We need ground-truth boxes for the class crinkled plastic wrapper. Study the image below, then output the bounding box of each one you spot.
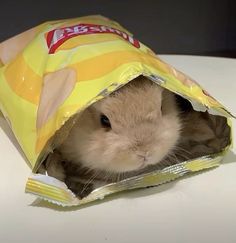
[0,15,234,207]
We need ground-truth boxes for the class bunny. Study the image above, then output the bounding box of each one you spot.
[43,76,182,197]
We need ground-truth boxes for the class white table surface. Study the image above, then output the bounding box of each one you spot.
[1,55,236,243]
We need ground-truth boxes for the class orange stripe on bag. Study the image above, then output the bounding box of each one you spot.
[4,54,42,104]
[70,50,169,82]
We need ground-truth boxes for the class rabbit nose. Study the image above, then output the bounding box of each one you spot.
[136,152,148,162]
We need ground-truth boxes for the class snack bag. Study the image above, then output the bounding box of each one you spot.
[0,15,233,206]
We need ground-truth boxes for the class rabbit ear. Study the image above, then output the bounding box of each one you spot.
[36,67,76,129]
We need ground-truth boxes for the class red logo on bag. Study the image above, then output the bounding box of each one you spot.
[46,23,140,54]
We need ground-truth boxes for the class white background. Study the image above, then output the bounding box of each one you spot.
[1,55,236,243]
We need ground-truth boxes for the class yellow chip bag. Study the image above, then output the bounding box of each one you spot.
[0,15,233,206]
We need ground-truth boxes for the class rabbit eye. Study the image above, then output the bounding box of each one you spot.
[100,114,111,128]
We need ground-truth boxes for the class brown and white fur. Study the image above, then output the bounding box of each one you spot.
[43,76,181,197]
[42,76,232,197]
[43,76,230,198]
